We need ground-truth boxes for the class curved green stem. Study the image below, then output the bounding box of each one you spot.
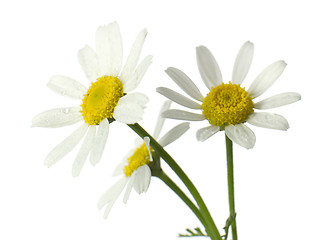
[128,123,221,240]
[154,170,208,232]
[225,135,237,240]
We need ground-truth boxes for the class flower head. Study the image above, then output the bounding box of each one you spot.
[32,22,152,176]
[98,101,189,218]
[157,42,301,149]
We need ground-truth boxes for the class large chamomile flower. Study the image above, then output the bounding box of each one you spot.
[157,41,301,149]
[32,22,152,176]
[98,101,189,218]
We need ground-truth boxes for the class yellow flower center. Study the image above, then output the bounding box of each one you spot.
[124,143,152,177]
[201,82,254,127]
[81,76,124,125]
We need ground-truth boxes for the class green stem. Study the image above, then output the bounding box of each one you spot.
[128,123,221,240]
[225,135,237,240]
[154,170,208,233]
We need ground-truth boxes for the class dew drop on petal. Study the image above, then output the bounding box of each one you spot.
[60,108,70,114]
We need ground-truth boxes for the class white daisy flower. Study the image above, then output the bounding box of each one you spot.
[32,22,152,176]
[157,41,301,149]
[98,101,190,219]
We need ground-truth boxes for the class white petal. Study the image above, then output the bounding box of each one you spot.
[123,174,135,204]
[156,87,202,109]
[44,123,88,167]
[225,124,256,149]
[102,200,116,219]
[120,29,147,84]
[143,136,153,162]
[89,118,109,166]
[196,125,220,142]
[32,107,82,128]
[196,45,223,89]
[98,177,128,219]
[232,41,254,85]
[113,93,148,124]
[158,122,190,147]
[47,75,87,99]
[248,60,287,98]
[97,177,127,209]
[112,158,128,177]
[72,125,96,177]
[152,101,172,139]
[161,109,206,121]
[254,92,301,110]
[78,45,100,82]
[165,67,204,101]
[247,112,289,130]
[123,55,153,92]
[133,165,151,194]
[95,22,123,77]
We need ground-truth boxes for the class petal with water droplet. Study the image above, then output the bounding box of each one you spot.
[47,75,87,99]
[225,124,255,149]
[32,107,82,128]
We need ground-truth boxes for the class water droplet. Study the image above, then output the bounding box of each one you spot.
[62,108,70,114]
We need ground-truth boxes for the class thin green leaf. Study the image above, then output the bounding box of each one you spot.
[194,227,204,235]
[178,227,208,237]
[186,228,195,235]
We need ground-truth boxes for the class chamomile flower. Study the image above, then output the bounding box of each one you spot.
[157,41,301,149]
[32,22,152,176]
[98,101,189,218]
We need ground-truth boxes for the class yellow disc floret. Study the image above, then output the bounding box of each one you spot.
[202,82,254,127]
[124,143,152,177]
[81,76,124,125]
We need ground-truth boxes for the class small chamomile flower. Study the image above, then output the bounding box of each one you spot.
[98,101,189,218]
[32,22,152,176]
[157,41,301,149]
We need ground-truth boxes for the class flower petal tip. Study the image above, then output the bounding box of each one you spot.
[196,45,205,50]
[164,67,172,73]
[246,145,255,150]
[243,139,256,150]
[195,134,204,142]
[138,28,148,40]
[90,161,98,167]
[297,93,302,101]
[279,60,287,67]
[245,41,254,48]
[141,28,148,35]
[283,124,290,131]
[43,160,52,168]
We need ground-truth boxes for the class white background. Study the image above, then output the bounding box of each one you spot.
[1,0,317,240]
